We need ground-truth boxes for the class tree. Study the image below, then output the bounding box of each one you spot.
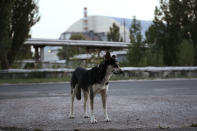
[147,0,182,66]
[57,34,86,60]
[177,40,194,66]
[146,0,197,66]
[180,0,197,65]
[0,0,13,69]
[107,23,122,42]
[144,45,164,66]
[0,0,40,69]
[127,17,145,66]
[15,46,33,60]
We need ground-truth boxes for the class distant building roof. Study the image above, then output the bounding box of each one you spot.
[60,15,152,42]
[110,17,152,37]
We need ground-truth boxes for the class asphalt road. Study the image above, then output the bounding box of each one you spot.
[0,79,197,130]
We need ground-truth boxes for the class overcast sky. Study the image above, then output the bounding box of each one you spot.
[31,0,159,39]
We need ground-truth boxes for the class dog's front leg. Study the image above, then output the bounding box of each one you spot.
[89,89,97,123]
[101,89,111,122]
[83,90,89,118]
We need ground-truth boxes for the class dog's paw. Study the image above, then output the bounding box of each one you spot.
[90,117,97,124]
[83,114,89,118]
[69,114,75,119]
[104,117,111,122]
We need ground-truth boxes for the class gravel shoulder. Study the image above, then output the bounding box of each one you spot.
[0,80,197,130]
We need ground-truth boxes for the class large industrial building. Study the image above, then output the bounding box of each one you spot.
[59,8,152,42]
[44,8,152,62]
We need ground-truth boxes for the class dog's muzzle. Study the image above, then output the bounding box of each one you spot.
[113,67,124,74]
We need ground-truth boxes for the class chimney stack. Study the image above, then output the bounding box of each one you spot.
[83,7,88,32]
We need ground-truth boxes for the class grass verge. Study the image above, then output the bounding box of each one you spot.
[0,75,149,85]
[0,77,71,85]
[0,75,196,85]
[190,123,197,127]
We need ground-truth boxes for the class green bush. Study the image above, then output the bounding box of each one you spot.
[177,40,194,66]
[127,43,146,67]
[24,63,35,69]
[124,44,163,67]
[145,47,164,66]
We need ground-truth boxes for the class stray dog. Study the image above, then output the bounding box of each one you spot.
[69,52,123,123]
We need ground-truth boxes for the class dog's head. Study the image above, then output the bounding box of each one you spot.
[104,52,123,74]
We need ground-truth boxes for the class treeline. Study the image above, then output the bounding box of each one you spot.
[121,0,197,66]
[0,0,40,69]
[1,0,196,69]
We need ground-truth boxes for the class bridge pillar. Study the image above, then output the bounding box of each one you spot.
[40,46,44,62]
[34,46,39,62]
[33,45,45,62]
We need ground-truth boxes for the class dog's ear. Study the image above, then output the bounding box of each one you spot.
[104,51,111,60]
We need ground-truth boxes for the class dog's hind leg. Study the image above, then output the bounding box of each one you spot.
[69,85,77,119]
[83,90,89,118]
[101,89,111,122]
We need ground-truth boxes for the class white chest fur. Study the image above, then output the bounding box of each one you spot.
[92,83,109,94]
[92,68,112,94]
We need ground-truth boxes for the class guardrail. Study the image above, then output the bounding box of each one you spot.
[1,67,197,79]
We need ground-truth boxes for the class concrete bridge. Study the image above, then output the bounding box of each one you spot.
[24,38,130,62]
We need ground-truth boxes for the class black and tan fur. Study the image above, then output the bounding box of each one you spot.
[69,52,122,123]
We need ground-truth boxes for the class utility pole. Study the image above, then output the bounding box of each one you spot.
[123,19,126,42]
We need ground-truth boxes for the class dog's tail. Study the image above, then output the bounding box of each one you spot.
[71,71,81,100]
[76,86,81,100]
